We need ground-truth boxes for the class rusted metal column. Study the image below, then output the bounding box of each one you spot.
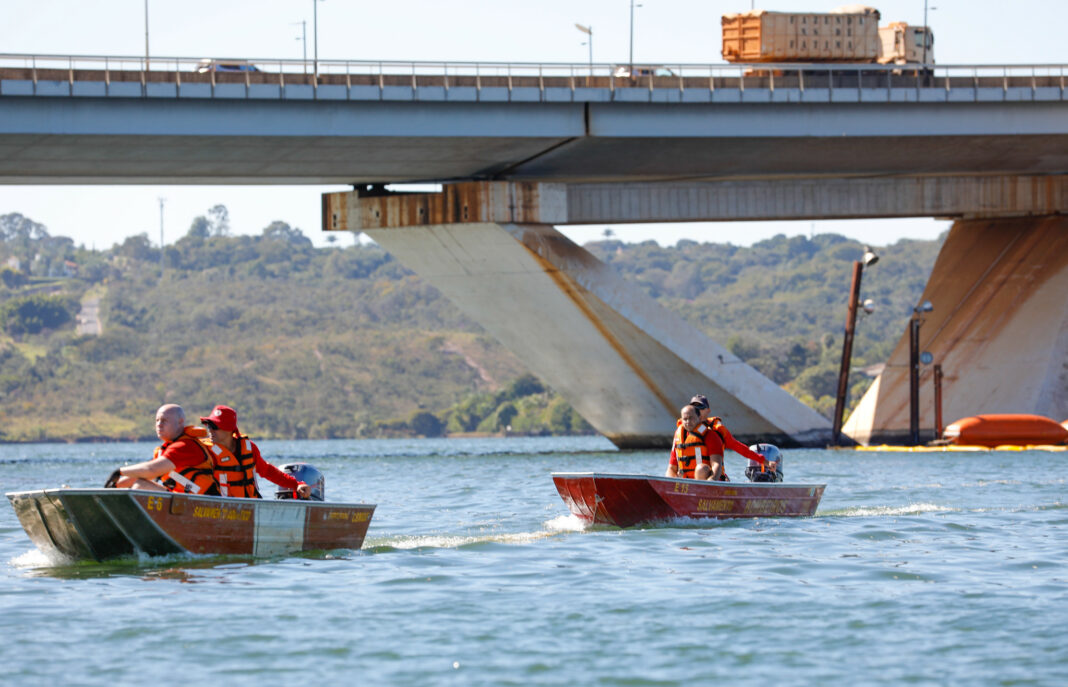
[832,260,863,446]
[909,316,921,445]
[933,363,944,438]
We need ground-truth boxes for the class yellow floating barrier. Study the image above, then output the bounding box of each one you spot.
[851,444,1066,452]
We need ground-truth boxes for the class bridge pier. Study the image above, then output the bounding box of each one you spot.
[844,215,1068,444]
[324,182,830,448]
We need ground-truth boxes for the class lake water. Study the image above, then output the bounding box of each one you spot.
[1,437,1065,685]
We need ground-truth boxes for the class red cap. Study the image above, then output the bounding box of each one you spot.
[200,405,239,433]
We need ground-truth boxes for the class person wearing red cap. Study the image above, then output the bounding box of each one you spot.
[199,405,311,499]
[669,395,767,481]
[107,404,219,495]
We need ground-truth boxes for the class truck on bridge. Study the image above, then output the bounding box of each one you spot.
[722,6,933,65]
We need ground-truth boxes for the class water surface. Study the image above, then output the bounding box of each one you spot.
[2,438,1065,685]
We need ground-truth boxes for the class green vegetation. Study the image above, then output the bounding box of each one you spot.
[0,209,942,442]
[585,235,941,420]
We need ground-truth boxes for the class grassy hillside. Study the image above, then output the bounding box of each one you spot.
[0,211,942,441]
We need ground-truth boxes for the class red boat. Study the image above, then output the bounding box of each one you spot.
[7,488,375,562]
[552,473,825,528]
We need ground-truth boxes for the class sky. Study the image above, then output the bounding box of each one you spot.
[1,0,1065,250]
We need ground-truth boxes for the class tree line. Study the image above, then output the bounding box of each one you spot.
[0,210,941,442]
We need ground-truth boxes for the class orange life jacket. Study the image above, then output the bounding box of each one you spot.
[155,429,219,495]
[672,425,711,479]
[206,435,262,498]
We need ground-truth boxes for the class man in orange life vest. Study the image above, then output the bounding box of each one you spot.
[668,395,768,481]
[107,403,219,495]
[199,405,311,499]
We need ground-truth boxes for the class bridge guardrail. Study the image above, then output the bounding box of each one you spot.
[1,54,1064,103]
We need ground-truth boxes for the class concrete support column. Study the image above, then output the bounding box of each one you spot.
[844,215,1068,445]
[325,182,831,448]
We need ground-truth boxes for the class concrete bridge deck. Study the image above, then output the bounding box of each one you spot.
[2,55,1066,185]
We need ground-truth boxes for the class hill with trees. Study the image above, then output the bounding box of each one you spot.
[0,209,942,442]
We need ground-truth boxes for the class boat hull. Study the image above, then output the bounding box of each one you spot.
[552,473,825,528]
[7,488,375,562]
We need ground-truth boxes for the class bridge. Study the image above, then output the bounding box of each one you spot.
[3,54,1067,446]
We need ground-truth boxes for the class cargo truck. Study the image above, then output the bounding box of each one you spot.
[721,6,933,65]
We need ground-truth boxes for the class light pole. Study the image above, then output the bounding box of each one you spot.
[909,300,934,444]
[922,2,936,67]
[158,197,166,268]
[575,24,593,79]
[294,20,308,74]
[629,0,642,76]
[313,0,325,82]
[144,0,150,69]
[832,246,878,445]
[933,363,944,438]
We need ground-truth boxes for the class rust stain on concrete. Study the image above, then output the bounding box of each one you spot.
[845,214,1068,444]
[514,226,679,418]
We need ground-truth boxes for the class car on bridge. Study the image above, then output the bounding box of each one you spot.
[611,65,676,78]
[196,59,260,73]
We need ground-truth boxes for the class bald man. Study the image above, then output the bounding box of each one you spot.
[108,404,218,495]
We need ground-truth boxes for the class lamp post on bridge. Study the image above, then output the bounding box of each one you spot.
[144,0,150,70]
[294,20,308,75]
[832,246,878,446]
[575,24,593,82]
[313,0,325,82]
[922,2,937,69]
[629,0,642,77]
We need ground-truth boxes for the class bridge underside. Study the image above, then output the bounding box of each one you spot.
[325,181,1068,448]
[844,215,1068,445]
[1,97,1067,184]
[326,183,830,448]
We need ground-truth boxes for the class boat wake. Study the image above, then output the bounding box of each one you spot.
[365,530,559,552]
[543,514,586,532]
[363,516,587,551]
[9,548,70,569]
[818,503,954,518]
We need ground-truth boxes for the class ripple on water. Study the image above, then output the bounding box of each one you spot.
[3,441,1067,686]
[819,502,954,518]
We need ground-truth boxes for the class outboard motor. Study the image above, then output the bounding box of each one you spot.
[275,463,325,501]
[745,444,784,483]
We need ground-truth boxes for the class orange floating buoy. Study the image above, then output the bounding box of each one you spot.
[943,414,1068,448]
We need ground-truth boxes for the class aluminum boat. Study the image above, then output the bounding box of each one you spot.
[7,488,375,561]
[553,472,824,528]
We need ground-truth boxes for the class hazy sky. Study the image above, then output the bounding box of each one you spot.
[1,0,1063,249]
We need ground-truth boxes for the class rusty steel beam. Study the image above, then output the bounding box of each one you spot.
[563,176,1068,223]
[324,177,1068,232]
[325,182,567,231]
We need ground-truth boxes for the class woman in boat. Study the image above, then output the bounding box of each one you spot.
[108,403,219,495]
[670,397,768,481]
[667,404,714,480]
[199,405,311,499]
